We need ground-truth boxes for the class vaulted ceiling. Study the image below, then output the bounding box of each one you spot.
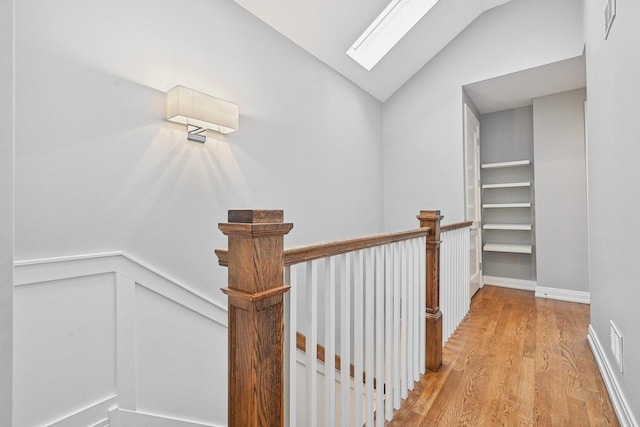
[233,0,513,101]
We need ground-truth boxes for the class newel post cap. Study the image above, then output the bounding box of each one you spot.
[219,210,293,237]
[417,209,444,221]
[228,209,284,223]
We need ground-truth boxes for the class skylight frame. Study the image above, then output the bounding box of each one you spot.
[347,0,440,71]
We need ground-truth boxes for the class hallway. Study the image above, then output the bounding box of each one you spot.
[388,286,618,426]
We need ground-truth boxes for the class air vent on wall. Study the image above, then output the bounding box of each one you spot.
[610,320,623,373]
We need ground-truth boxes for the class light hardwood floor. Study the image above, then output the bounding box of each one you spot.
[388,285,619,426]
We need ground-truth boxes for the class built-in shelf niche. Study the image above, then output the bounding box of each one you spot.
[479,105,536,282]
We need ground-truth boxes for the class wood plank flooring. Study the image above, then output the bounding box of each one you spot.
[388,285,619,426]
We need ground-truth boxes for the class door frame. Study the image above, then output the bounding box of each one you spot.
[463,103,483,295]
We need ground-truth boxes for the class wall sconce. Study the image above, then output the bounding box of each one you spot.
[166,85,239,143]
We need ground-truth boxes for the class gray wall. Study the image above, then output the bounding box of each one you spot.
[480,106,535,281]
[585,0,640,420]
[15,0,384,305]
[533,89,588,293]
[382,0,584,231]
[480,107,534,164]
[0,0,14,424]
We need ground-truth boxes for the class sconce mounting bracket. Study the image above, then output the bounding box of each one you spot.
[187,125,207,143]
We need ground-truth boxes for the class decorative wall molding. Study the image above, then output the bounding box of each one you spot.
[535,286,590,304]
[14,252,229,426]
[483,275,536,291]
[588,325,638,427]
[108,408,222,427]
[47,395,117,427]
[14,251,228,326]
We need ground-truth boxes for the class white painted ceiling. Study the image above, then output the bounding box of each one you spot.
[464,55,586,114]
[233,0,513,101]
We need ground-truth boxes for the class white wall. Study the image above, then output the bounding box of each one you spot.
[533,89,588,293]
[383,0,584,231]
[0,0,14,424]
[584,0,640,422]
[15,0,384,309]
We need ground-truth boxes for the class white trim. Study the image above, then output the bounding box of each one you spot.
[14,251,228,327]
[346,0,440,71]
[483,275,536,291]
[535,286,590,304]
[47,395,118,427]
[115,273,137,411]
[588,325,638,427]
[109,408,222,427]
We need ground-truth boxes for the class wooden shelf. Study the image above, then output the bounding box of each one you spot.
[483,224,532,231]
[482,182,531,189]
[483,243,532,254]
[481,160,531,169]
[483,203,531,208]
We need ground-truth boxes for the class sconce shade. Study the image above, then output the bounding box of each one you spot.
[166,85,239,135]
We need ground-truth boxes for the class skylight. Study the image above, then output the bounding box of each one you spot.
[347,0,440,71]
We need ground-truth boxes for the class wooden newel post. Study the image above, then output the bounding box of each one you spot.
[218,210,293,427]
[417,209,444,372]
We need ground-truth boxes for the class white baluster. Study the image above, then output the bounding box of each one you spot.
[414,238,420,381]
[464,228,470,316]
[284,266,297,427]
[307,261,318,427]
[324,257,336,426]
[443,232,456,340]
[407,239,415,389]
[441,232,447,342]
[419,236,426,374]
[448,231,454,341]
[339,253,351,427]
[392,242,401,410]
[365,248,375,425]
[458,232,462,327]
[400,240,408,399]
[353,250,364,426]
[384,244,394,421]
[375,245,385,427]
[450,231,455,342]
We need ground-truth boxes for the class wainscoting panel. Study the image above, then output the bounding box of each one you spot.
[13,273,117,427]
[134,284,227,424]
[13,252,229,427]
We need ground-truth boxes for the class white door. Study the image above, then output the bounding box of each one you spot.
[464,104,482,296]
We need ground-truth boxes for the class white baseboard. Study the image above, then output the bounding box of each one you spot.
[47,395,117,427]
[483,275,536,291]
[587,325,638,427]
[535,286,590,304]
[109,408,222,427]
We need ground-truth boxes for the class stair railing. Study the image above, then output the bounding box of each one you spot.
[216,209,453,426]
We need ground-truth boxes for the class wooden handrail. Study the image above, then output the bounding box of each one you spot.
[215,227,430,267]
[441,221,473,233]
[283,227,429,265]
